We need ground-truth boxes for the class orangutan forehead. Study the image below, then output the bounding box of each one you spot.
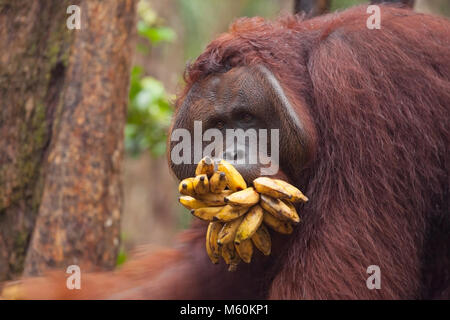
[189,67,269,115]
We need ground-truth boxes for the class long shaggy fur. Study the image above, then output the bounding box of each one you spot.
[177,5,449,299]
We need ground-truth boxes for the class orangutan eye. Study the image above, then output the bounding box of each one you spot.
[240,112,254,123]
[215,121,225,129]
[243,113,253,122]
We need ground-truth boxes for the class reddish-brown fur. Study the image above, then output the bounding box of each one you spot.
[180,4,450,299]
[5,5,449,299]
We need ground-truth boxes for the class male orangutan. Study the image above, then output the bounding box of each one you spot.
[4,4,449,299]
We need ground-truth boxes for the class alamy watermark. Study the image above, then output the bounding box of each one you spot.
[366,265,381,290]
[366,5,381,30]
[170,121,280,175]
[67,5,81,30]
[66,265,81,290]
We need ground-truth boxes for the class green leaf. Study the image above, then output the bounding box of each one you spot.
[126,71,173,157]
[116,249,127,267]
[138,22,176,44]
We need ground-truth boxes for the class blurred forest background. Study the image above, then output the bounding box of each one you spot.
[121,0,450,263]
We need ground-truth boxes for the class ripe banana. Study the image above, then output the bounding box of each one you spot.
[235,205,263,244]
[273,179,308,202]
[206,221,222,264]
[218,159,247,191]
[262,211,293,234]
[209,171,228,193]
[195,156,215,177]
[224,187,260,207]
[179,196,210,210]
[235,239,253,263]
[177,156,308,271]
[217,216,244,246]
[253,177,292,199]
[178,177,196,197]
[193,174,209,194]
[260,194,300,224]
[251,223,271,256]
[191,206,224,221]
[221,242,240,271]
[215,205,249,222]
[197,190,233,206]
[283,200,301,223]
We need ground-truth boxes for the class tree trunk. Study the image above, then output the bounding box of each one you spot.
[0,0,137,280]
[293,0,331,16]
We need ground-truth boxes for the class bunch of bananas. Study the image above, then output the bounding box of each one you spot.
[178,157,308,271]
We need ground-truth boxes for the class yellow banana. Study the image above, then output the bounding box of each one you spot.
[178,159,305,268]
[191,206,224,221]
[262,211,293,234]
[214,205,249,222]
[197,190,233,206]
[260,194,300,224]
[221,242,234,264]
[178,177,196,197]
[283,200,301,223]
[217,216,244,246]
[224,187,260,207]
[235,205,264,244]
[253,177,292,199]
[193,174,209,194]
[217,160,247,191]
[195,156,215,177]
[251,224,272,255]
[221,242,240,271]
[209,171,228,194]
[179,196,210,210]
[235,239,253,263]
[273,179,308,202]
[206,221,222,264]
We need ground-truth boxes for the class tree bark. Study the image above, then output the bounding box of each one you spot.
[0,0,137,280]
[293,0,331,17]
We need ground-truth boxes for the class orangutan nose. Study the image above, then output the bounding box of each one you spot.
[223,146,246,162]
